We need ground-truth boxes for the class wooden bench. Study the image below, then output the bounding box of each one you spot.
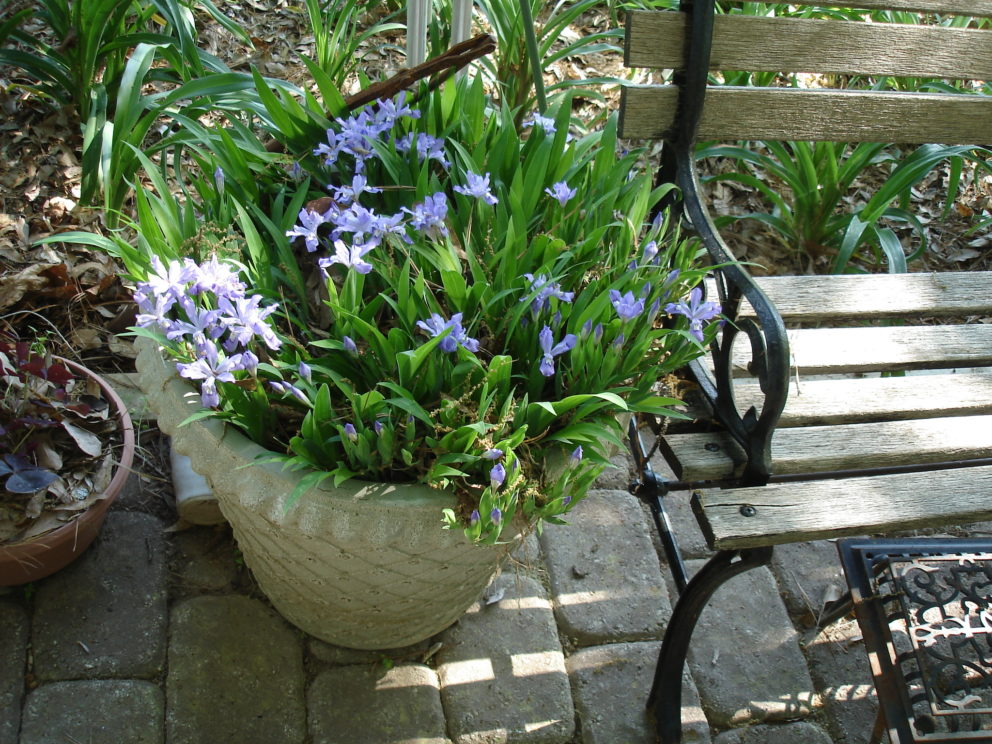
[618,3,992,742]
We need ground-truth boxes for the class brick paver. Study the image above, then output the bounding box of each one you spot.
[31,512,168,680]
[19,679,164,744]
[308,663,451,744]
[684,561,818,727]
[0,602,27,744]
[166,595,306,744]
[541,489,671,645]
[436,573,574,744]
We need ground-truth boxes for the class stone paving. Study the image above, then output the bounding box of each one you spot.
[6,428,978,744]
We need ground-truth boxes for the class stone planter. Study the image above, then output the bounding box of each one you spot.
[135,338,518,649]
[0,360,136,586]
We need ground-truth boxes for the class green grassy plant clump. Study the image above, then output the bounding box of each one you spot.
[98,78,720,543]
[699,140,982,273]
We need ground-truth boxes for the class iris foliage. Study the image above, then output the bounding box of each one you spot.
[117,77,719,543]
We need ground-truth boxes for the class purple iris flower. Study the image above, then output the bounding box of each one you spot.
[522,113,556,134]
[538,325,577,377]
[490,507,502,524]
[415,312,480,353]
[609,289,646,322]
[490,463,506,489]
[240,349,259,372]
[373,92,419,128]
[641,240,660,265]
[313,128,340,165]
[402,192,449,240]
[544,181,576,207]
[343,423,358,441]
[318,239,376,276]
[134,292,177,332]
[189,255,244,297]
[482,448,503,460]
[298,361,312,383]
[396,133,450,167]
[286,208,327,253]
[332,203,378,240]
[454,172,498,205]
[164,304,222,345]
[569,445,583,468]
[217,294,282,350]
[343,335,358,355]
[269,380,308,404]
[145,255,195,303]
[665,287,722,342]
[331,174,381,205]
[522,273,574,315]
[177,344,241,408]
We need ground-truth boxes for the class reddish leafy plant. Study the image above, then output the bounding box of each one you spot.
[0,334,117,544]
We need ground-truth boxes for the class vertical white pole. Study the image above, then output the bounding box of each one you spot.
[452,0,472,45]
[451,0,473,77]
[407,0,429,67]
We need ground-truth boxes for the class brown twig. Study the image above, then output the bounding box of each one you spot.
[266,34,496,155]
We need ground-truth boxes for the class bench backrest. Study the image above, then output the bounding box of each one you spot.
[620,2,992,145]
[618,2,992,487]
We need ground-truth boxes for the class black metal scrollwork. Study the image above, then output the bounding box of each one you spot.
[650,0,790,487]
[883,554,992,736]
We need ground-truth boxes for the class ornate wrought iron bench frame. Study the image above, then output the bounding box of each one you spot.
[618,2,992,742]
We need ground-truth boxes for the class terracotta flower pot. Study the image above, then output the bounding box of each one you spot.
[135,338,519,649]
[0,360,136,586]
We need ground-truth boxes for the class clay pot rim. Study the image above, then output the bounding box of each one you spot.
[1,358,135,549]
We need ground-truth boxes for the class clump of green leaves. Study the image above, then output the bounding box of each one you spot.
[115,77,720,544]
[699,140,983,273]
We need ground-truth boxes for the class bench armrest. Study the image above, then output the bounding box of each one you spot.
[660,0,790,486]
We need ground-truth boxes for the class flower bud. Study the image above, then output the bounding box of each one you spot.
[569,445,583,468]
[490,463,506,489]
[343,423,358,441]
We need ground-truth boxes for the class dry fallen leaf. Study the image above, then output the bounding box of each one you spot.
[0,262,57,311]
[61,421,104,457]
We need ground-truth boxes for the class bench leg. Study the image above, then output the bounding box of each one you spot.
[649,546,774,744]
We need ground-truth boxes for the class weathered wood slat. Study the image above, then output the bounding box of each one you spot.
[717,271,992,321]
[691,464,992,550]
[626,13,992,79]
[729,324,992,376]
[793,0,992,15]
[733,372,992,427]
[618,86,991,143]
[663,414,992,481]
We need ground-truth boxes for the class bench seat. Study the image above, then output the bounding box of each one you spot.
[665,269,992,538]
[692,464,992,550]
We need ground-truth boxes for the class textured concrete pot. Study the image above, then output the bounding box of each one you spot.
[0,360,136,586]
[135,338,517,649]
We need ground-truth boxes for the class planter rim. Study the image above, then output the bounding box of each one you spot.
[136,336,459,512]
[61,357,136,512]
[0,357,135,584]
